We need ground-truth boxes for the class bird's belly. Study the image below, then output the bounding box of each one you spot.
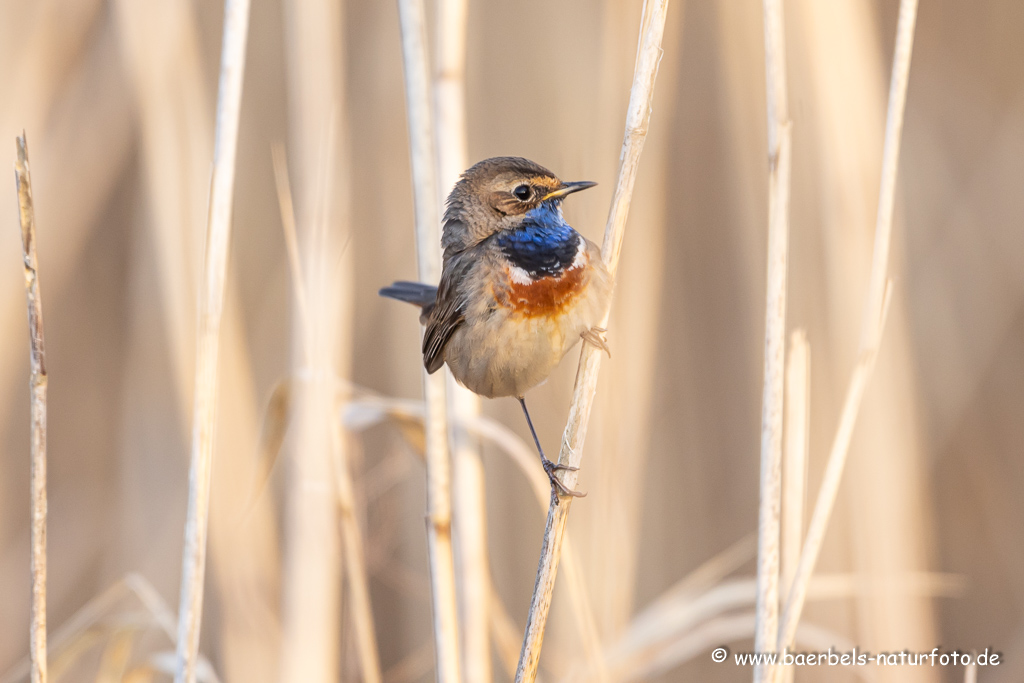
[444,283,604,398]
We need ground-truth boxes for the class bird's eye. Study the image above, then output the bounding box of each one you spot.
[513,184,532,201]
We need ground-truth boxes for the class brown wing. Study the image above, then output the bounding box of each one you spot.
[422,255,471,374]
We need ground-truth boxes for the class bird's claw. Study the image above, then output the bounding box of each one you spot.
[541,457,586,506]
[582,327,611,358]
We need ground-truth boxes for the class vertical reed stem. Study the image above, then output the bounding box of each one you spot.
[775,0,918,664]
[514,2,671,680]
[779,330,809,683]
[279,0,364,678]
[433,0,491,679]
[397,0,461,679]
[16,133,48,683]
[173,0,252,680]
[754,0,791,680]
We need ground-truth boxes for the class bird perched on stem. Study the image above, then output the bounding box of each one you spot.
[381,157,611,504]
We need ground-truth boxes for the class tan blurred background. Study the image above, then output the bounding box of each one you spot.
[0,0,1021,682]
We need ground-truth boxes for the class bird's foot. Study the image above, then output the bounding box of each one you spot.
[541,457,585,506]
[582,327,611,357]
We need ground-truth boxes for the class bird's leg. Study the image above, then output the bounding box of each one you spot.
[582,327,611,357]
[518,397,585,506]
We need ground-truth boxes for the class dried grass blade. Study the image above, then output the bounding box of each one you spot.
[16,133,49,683]
[514,2,672,680]
[776,0,918,661]
[396,0,461,678]
[172,0,253,680]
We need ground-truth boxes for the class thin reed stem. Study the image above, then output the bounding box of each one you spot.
[964,657,977,683]
[860,0,918,350]
[397,0,461,679]
[774,0,919,665]
[433,0,490,679]
[753,0,791,680]
[16,134,48,683]
[273,138,381,683]
[341,393,612,676]
[779,330,809,683]
[173,0,252,681]
[514,2,671,679]
[331,420,382,683]
[278,0,359,677]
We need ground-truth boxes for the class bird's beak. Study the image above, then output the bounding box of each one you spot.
[542,180,597,201]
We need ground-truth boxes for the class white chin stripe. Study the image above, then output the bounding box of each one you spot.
[570,239,587,269]
[509,264,534,284]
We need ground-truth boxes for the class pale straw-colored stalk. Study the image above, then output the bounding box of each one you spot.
[16,134,48,683]
[612,614,869,683]
[112,4,280,677]
[753,0,791,680]
[397,0,461,679]
[278,0,362,678]
[596,571,958,682]
[272,141,381,683]
[329,419,381,683]
[779,330,808,683]
[780,331,809,596]
[964,658,977,683]
[587,0,678,654]
[794,1,933,668]
[433,0,490,679]
[173,0,252,680]
[859,0,918,351]
[514,2,671,679]
[0,19,134,466]
[340,392,607,676]
[0,573,226,683]
[774,0,919,669]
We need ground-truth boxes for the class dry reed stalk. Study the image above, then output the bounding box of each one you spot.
[113,5,281,678]
[173,0,252,681]
[454,413,604,677]
[0,22,134,467]
[774,288,893,661]
[278,0,359,679]
[799,2,933,672]
[753,0,792,679]
[774,0,919,665]
[330,420,382,683]
[448,388,489,683]
[779,330,808,683]
[598,570,958,681]
[397,0,461,679]
[860,0,918,351]
[780,331,809,596]
[514,1,671,679]
[612,613,873,683]
[341,393,602,675]
[272,139,381,683]
[587,0,678,650]
[16,133,48,683]
[0,573,223,683]
[433,0,490,678]
[963,658,977,683]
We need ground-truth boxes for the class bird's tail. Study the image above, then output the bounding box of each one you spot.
[379,281,437,318]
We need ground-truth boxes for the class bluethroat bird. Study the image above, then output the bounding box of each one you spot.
[380,157,612,504]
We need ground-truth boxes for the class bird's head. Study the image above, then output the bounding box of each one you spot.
[441,156,596,254]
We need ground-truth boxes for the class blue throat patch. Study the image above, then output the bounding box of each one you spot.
[495,203,581,279]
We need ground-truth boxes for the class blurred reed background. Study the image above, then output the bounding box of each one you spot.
[0,0,1021,682]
